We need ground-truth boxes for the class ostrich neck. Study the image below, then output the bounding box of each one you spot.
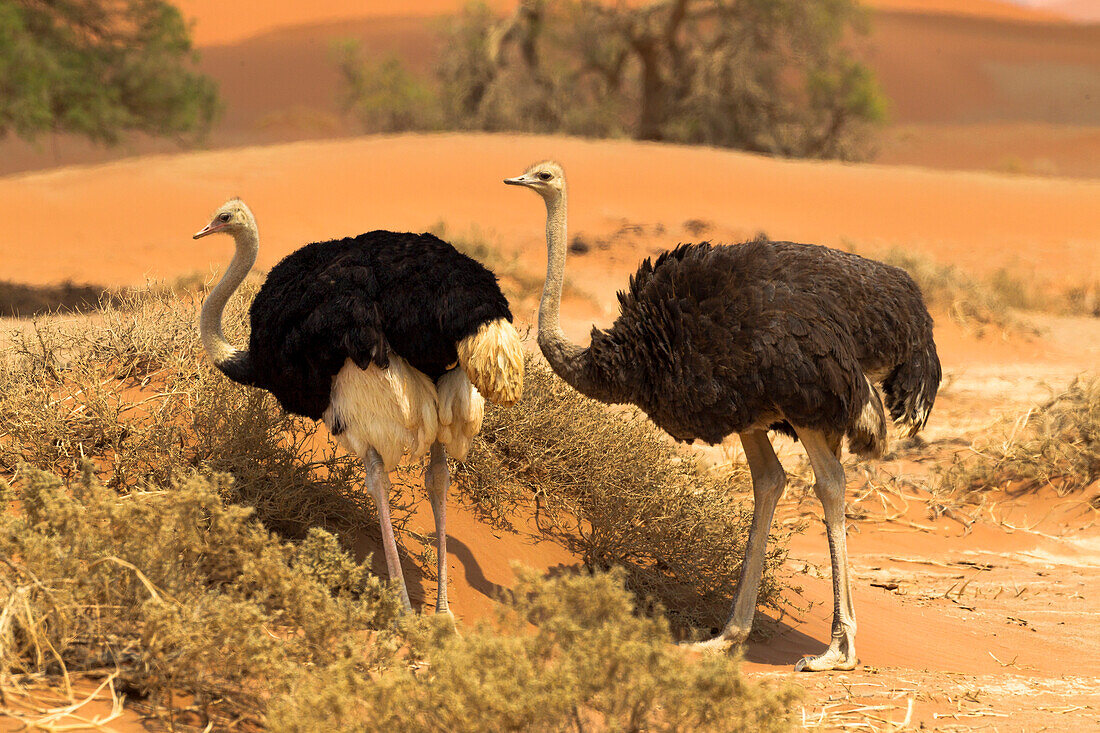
[200,228,257,367]
[538,191,569,340]
[537,190,615,402]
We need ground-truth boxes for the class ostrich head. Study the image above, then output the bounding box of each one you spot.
[193,198,257,240]
[504,161,565,199]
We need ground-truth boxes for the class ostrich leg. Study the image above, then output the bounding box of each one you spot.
[794,428,858,672]
[365,448,412,612]
[696,430,787,651]
[424,441,453,616]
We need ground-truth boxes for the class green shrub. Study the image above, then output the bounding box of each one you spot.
[333,42,442,132]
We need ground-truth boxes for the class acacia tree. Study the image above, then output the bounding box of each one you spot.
[0,0,219,144]
[437,0,886,159]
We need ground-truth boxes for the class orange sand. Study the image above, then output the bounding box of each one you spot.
[865,0,1065,21]
[173,0,1066,48]
[1,133,1095,289]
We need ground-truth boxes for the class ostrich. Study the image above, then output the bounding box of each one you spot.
[193,199,524,614]
[505,162,940,671]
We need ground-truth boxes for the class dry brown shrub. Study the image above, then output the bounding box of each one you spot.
[0,468,794,730]
[457,355,791,634]
[874,248,1029,338]
[0,467,405,725]
[936,376,1100,502]
[0,284,795,728]
[0,284,372,539]
[271,568,798,733]
[873,248,1098,338]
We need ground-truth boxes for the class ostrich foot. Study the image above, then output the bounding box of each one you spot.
[794,639,857,672]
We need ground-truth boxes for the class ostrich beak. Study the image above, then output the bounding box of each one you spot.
[503,175,528,186]
[193,222,225,239]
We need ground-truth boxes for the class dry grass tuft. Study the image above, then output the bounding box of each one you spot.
[875,249,1031,337]
[457,355,791,634]
[0,280,114,318]
[935,376,1100,502]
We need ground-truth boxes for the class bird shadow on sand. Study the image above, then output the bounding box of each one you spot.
[742,613,829,668]
[342,518,429,611]
[444,535,510,604]
[430,535,584,608]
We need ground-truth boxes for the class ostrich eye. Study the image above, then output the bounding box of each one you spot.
[538,171,552,181]
[218,213,231,223]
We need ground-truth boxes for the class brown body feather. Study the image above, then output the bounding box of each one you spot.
[566,240,940,455]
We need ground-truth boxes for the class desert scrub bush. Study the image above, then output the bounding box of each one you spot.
[870,248,1099,337]
[936,376,1100,502]
[457,355,790,633]
[0,469,794,730]
[873,248,1029,338]
[0,467,404,723]
[0,281,795,726]
[271,568,797,732]
[0,284,373,539]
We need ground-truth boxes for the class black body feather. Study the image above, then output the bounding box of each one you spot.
[228,230,512,420]
[578,240,940,447]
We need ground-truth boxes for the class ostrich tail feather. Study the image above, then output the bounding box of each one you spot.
[456,318,524,406]
[847,376,888,459]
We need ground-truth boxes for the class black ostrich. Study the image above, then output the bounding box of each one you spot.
[193,199,524,614]
[505,162,940,671]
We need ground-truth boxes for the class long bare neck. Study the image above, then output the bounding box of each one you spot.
[200,227,257,379]
[537,188,616,402]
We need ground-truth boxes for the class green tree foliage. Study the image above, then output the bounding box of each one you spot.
[437,0,886,159]
[338,0,886,158]
[332,40,440,132]
[0,0,219,143]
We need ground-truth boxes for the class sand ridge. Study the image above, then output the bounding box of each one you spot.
[172,0,1068,48]
[1,133,1095,289]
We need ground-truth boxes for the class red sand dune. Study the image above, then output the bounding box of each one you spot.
[866,0,1065,21]
[869,11,1100,125]
[1050,0,1100,21]
[1,133,1096,290]
[173,0,514,47]
[172,0,1065,48]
